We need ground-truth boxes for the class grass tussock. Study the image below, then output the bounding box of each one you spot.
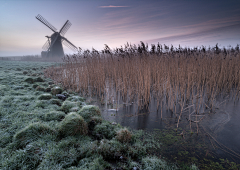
[116,127,132,143]
[13,122,56,148]
[61,100,83,113]
[43,111,65,121]
[142,156,178,170]
[92,120,120,140]
[76,154,110,170]
[58,112,88,137]
[38,93,52,100]
[78,105,101,123]
[66,95,85,102]
[51,86,63,95]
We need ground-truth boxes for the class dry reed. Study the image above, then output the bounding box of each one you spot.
[45,43,240,130]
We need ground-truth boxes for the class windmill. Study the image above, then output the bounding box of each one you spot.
[36,14,78,57]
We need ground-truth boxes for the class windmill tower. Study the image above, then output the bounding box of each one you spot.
[36,14,78,57]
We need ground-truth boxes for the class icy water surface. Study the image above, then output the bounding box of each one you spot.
[87,94,240,163]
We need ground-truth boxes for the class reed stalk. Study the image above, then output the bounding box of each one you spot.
[45,43,240,130]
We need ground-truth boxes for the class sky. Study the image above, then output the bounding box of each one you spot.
[0,0,240,56]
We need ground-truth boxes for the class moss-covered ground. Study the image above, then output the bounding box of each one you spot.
[0,61,199,169]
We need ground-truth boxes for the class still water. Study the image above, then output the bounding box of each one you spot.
[86,93,240,163]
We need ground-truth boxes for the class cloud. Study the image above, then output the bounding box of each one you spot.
[146,23,240,45]
[179,16,240,30]
[99,5,129,8]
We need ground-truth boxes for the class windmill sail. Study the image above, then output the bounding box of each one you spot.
[62,37,78,52]
[59,20,72,36]
[42,40,50,51]
[36,14,78,57]
[36,14,57,33]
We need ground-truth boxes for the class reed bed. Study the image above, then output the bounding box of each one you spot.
[45,43,240,130]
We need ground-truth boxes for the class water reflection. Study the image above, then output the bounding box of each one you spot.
[87,94,240,162]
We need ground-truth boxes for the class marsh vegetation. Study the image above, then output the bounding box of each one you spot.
[1,41,240,169]
[1,61,195,169]
[45,43,240,131]
[44,42,240,169]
